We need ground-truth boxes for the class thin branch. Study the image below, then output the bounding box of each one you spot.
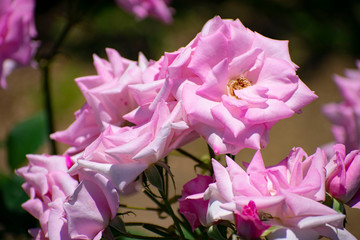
[119,204,161,212]
[176,148,202,164]
[207,144,216,160]
[159,190,185,239]
[41,64,57,155]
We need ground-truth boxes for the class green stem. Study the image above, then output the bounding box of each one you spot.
[178,212,197,239]
[207,144,216,160]
[143,189,185,239]
[165,157,169,199]
[143,189,166,212]
[39,14,76,155]
[119,204,160,212]
[46,21,74,61]
[125,222,172,237]
[41,63,57,155]
[114,233,178,240]
[176,148,203,164]
[207,144,215,176]
[159,190,185,239]
[176,148,209,171]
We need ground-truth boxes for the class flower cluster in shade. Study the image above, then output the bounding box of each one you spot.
[17,16,318,239]
[322,60,360,154]
[179,145,360,239]
[115,0,173,24]
[0,0,38,88]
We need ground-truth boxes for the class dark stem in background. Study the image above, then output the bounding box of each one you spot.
[41,63,57,154]
[207,144,216,160]
[159,190,185,239]
[207,144,216,175]
[40,19,75,155]
[176,148,210,172]
[143,187,186,239]
[176,148,202,164]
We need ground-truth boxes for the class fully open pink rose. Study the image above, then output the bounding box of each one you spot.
[185,148,351,239]
[15,154,78,240]
[0,0,38,88]
[163,16,317,154]
[115,0,173,24]
[326,144,360,209]
[179,175,213,230]
[322,61,360,153]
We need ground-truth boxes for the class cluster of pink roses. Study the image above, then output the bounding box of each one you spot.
[0,0,38,88]
[179,144,360,239]
[17,15,360,239]
[323,61,360,154]
[16,154,119,239]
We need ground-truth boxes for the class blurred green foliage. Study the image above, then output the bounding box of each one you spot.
[35,0,360,68]
[6,112,47,171]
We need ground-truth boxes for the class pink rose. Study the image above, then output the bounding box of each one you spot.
[51,48,145,155]
[322,61,360,153]
[164,16,317,154]
[258,147,327,201]
[64,169,119,240]
[326,144,360,209]
[234,201,270,239]
[70,100,198,192]
[0,0,38,88]
[16,154,120,240]
[179,175,213,230]
[186,148,349,239]
[52,47,198,193]
[15,154,78,239]
[115,0,173,24]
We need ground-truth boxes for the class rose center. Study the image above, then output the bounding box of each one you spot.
[227,77,251,98]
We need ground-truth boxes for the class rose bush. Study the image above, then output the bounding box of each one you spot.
[13,13,359,239]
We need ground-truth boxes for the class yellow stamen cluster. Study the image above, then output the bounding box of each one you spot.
[227,76,251,98]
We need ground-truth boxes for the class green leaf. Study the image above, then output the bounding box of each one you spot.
[261,225,283,238]
[0,174,28,213]
[101,227,115,240]
[207,225,227,240]
[156,160,176,193]
[332,198,345,214]
[6,111,48,170]
[110,216,127,234]
[142,223,172,237]
[144,164,164,193]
